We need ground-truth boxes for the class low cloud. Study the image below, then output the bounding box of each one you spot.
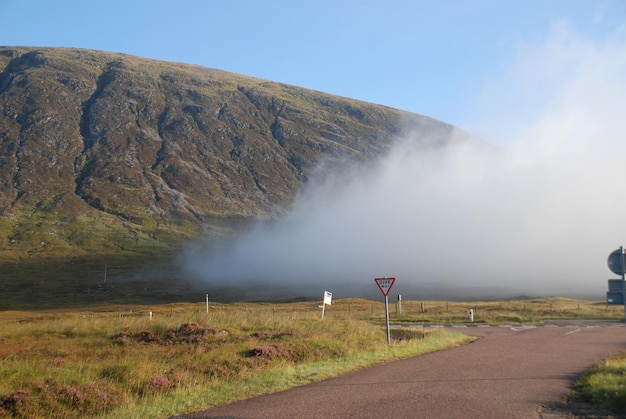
[184,22,626,300]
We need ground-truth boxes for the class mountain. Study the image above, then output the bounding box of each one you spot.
[0,46,461,263]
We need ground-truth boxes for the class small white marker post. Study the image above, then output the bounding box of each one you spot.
[374,277,396,346]
[321,291,332,319]
[206,294,209,314]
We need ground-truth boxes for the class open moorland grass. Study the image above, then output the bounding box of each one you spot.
[391,297,624,324]
[0,297,623,418]
[0,299,473,418]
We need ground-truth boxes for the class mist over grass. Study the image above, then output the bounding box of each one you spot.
[184,22,626,300]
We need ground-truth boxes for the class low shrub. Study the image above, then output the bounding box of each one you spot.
[0,380,124,417]
[390,328,429,341]
[111,323,225,346]
[0,390,29,417]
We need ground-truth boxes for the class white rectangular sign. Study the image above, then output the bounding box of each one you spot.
[323,291,332,305]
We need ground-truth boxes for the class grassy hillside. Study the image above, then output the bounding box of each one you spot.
[0,47,461,263]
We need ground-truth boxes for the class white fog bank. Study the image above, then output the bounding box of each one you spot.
[183,22,626,300]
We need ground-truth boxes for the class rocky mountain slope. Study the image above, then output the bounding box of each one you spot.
[0,46,461,260]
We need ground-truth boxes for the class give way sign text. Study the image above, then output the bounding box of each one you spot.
[374,277,396,297]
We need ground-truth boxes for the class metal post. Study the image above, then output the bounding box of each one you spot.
[619,246,626,323]
[384,295,391,346]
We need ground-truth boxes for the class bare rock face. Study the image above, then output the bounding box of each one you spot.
[0,47,459,258]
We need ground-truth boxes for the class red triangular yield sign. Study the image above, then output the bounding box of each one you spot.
[374,277,396,297]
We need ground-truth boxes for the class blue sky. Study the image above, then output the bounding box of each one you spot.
[1,0,623,131]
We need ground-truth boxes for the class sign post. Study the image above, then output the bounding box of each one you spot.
[321,291,332,319]
[374,277,396,345]
[607,247,626,322]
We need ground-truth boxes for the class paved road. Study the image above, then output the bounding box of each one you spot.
[176,321,626,418]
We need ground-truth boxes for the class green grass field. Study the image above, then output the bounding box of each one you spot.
[0,297,624,418]
[0,299,472,418]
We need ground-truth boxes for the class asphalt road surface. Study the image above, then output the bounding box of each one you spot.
[176,320,626,418]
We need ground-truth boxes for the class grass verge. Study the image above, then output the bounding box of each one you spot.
[570,353,626,416]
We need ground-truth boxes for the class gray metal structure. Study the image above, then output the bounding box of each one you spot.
[606,246,626,321]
